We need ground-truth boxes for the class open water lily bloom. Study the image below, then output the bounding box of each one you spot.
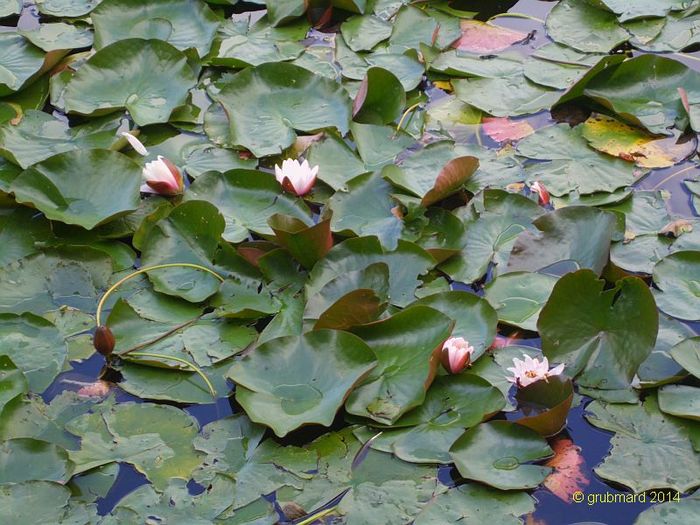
[275,158,319,196]
[507,354,565,387]
[441,337,474,374]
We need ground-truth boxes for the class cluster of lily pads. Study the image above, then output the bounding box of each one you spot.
[1,0,700,523]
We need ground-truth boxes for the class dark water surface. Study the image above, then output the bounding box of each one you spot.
[28,0,700,523]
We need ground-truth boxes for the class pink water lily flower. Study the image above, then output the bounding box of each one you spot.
[530,181,550,206]
[275,158,318,196]
[441,337,475,374]
[507,354,565,388]
[142,156,184,196]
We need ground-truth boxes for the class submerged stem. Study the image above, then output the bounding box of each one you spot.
[395,102,423,134]
[95,263,225,326]
[127,351,217,398]
[488,12,545,24]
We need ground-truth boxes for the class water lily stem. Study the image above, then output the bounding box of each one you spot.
[294,507,337,525]
[395,102,422,135]
[127,351,217,398]
[118,316,203,356]
[488,12,544,24]
[95,263,225,326]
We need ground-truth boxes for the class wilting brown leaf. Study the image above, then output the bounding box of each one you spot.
[660,219,693,238]
[483,117,534,143]
[543,437,590,502]
[453,20,527,53]
[582,114,697,169]
[421,156,479,206]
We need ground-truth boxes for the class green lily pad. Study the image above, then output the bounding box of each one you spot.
[10,149,141,230]
[353,67,405,125]
[516,124,639,197]
[414,290,497,361]
[37,0,102,17]
[0,438,73,483]
[0,481,86,524]
[585,394,700,492]
[670,337,700,379]
[440,190,544,284]
[507,207,619,276]
[653,251,700,321]
[328,171,403,250]
[583,55,700,135]
[64,38,197,126]
[385,142,479,206]
[635,490,700,525]
[450,420,553,490]
[546,0,629,53]
[0,34,45,97]
[484,272,558,332]
[228,330,377,437]
[538,270,658,389]
[0,356,27,413]
[638,315,696,387]
[207,16,307,68]
[140,200,259,302]
[0,0,20,17]
[658,385,700,421]
[184,169,312,243]
[0,111,118,169]
[0,247,112,315]
[0,313,66,393]
[364,374,505,463]
[306,236,436,308]
[341,15,392,52]
[345,305,453,425]
[91,0,220,57]
[66,401,203,490]
[211,63,351,157]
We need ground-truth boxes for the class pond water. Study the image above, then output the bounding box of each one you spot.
[3,0,700,524]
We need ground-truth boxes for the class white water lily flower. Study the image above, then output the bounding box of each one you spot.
[274,158,318,196]
[120,131,149,156]
[507,354,565,388]
[141,155,183,196]
[441,337,474,374]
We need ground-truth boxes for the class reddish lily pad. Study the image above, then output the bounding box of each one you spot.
[452,20,528,54]
[514,376,574,437]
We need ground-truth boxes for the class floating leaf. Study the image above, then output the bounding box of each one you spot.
[228,330,377,437]
[91,0,220,57]
[652,251,700,321]
[581,114,696,168]
[484,272,558,332]
[585,394,700,493]
[10,149,141,230]
[353,67,405,125]
[341,15,392,52]
[538,270,658,389]
[450,421,553,490]
[658,385,700,421]
[211,63,351,157]
[345,306,453,425]
[0,438,73,483]
[546,0,629,53]
[0,34,45,96]
[482,117,534,143]
[514,376,574,437]
[64,39,197,126]
[670,337,700,379]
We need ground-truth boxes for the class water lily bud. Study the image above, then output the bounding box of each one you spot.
[120,131,149,156]
[141,155,184,196]
[506,354,565,388]
[529,181,550,206]
[93,326,115,357]
[441,337,474,374]
[274,158,319,196]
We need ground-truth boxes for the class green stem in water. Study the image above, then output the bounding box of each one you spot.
[395,102,423,135]
[488,12,544,24]
[95,263,225,326]
[128,351,217,399]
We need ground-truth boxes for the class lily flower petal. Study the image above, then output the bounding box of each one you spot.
[507,354,565,388]
[274,158,318,196]
[142,155,183,196]
[441,337,475,374]
[120,131,149,156]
